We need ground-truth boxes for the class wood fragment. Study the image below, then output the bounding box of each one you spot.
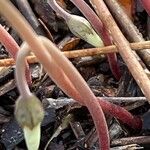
[104,0,150,69]
[111,136,150,146]
[0,41,150,67]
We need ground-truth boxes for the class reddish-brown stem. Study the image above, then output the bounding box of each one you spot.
[10,37,144,129]
[32,37,110,150]
[97,98,142,129]
[0,24,32,84]
[43,60,142,129]
[141,0,150,16]
[20,39,142,150]
[34,52,142,130]
[70,0,121,80]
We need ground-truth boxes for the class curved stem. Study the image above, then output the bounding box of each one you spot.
[42,37,110,149]
[19,38,142,130]
[0,24,19,59]
[141,0,150,16]
[15,43,32,99]
[0,24,32,84]
[70,0,121,80]
[47,0,70,21]
[21,41,81,102]
[98,98,142,129]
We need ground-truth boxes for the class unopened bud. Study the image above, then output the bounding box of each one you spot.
[66,15,104,47]
[15,94,44,150]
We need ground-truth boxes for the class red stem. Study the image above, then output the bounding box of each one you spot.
[0,25,32,84]
[98,98,142,129]
[40,56,142,130]
[70,0,121,80]
[141,0,150,16]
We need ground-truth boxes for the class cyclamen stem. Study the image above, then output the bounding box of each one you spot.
[0,24,32,84]
[15,42,32,99]
[0,25,19,59]
[141,0,150,16]
[47,0,70,21]
[70,0,121,80]
[20,37,142,130]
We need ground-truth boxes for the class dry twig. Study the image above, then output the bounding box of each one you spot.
[0,40,150,67]
[90,0,150,102]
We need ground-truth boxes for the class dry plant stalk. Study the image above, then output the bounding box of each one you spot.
[0,40,150,67]
[104,0,150,70]
[90,0,150,102]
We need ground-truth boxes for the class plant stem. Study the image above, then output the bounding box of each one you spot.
[70,0,121,80]
[0,24,32,84]
[15,0,47,36]
[19,37,142,149]
[15,42,32,99]
[32,36,110,149]
[90,0,150,102]
[47,0,70,21]
[141,0,150,16]
[0,25,19,59]
[97,98,142,129]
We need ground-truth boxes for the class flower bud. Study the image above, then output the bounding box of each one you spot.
[66,15,104,47]
[15,94,44,150]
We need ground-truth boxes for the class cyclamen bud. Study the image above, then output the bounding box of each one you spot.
[66,15,104,47]
[15,94,44,150]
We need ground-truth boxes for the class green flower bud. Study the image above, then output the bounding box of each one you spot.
[15,94,44,129]
[15,94,44,150]
[66,15,104,47]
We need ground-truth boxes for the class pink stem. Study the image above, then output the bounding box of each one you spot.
[36,48,141,130]
[70,0,121,80]
[23,37,110,149]
[48,62,142,129]
[141,0,150,16]
[98,98,142,129]
[0,25,32,84]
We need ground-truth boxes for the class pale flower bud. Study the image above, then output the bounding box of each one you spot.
[15,94,44,150]
[66,15,104,47]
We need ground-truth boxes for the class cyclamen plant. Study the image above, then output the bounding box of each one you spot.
[0,1,142,150]
[47,0,121,80]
